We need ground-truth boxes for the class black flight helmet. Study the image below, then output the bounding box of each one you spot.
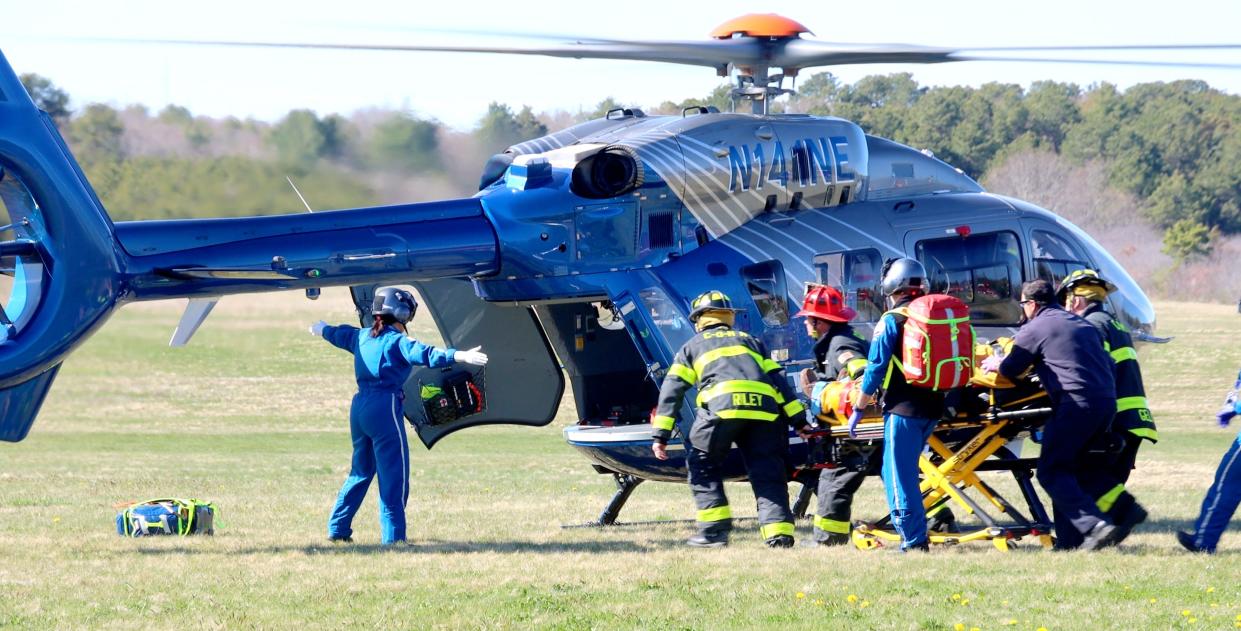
[880,257,928,298]
[372,287,418,324]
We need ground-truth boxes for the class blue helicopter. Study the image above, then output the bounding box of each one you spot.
[0,14,1223,524]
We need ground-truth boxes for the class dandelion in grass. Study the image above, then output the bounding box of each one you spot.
[846,594,858,604]
[860,600,870,609]
[954,623,966,631]
[952,593,962,602]
[1183,610,1192,617]
[795,592,805,600]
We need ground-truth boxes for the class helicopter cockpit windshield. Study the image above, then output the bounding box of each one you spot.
[0,162,47,344]
[1053,217,1158,337]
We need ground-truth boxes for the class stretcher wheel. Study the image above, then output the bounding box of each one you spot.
[1039,534,1055,549]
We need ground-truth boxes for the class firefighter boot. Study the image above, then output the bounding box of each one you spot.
[765,534,795,548]
[686,533,729,548]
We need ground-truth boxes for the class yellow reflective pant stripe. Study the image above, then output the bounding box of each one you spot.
[1110,346,1137,363]
[760,521,795,538]
[783,399,806,417]
[697,506,731,522]
[1129,427,1159,441]
[1116,396,1149,413]
[717,409,780,421]
[652,415,676,431]
[697,379,780,406]
[813,515,850,534]
[693,345,781,378]
[667,363,698,385]
[1096,483,1126,513]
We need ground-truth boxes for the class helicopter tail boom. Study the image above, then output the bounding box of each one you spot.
[0,47,502,441]
[115,198,499,301]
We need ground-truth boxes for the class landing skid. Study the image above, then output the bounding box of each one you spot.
[561,470,819,528]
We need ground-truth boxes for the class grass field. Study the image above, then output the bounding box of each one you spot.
[2,289,1240,630]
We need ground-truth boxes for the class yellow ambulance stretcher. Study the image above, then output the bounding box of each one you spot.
[804,341,1056,551]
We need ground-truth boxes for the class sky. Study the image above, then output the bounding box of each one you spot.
[3,0,1241,130]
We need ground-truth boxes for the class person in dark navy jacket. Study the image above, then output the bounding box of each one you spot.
[311,287,488,545]
[982,279,1131,550]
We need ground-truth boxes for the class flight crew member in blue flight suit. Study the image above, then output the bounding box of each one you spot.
[982,279,1128,550]
[1178,369,1241,553]
[853,258,945,552]
[651,290,810,548]
[310,286,489,545]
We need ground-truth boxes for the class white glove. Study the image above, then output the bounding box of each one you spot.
[980,354,1003,373]
[310,320,327,337]
[454,346,489,366]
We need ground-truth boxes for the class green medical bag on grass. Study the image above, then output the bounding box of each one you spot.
[116,498,217,537]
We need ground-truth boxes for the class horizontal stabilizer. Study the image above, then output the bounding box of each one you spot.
[0,364,61,442]
[169,298,219,347]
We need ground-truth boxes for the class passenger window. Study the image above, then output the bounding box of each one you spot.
[741,261,789,327]
[638,287,693,351]
[915,231,1023,325]
[1031,230,1090,286]
[811,248,884,323]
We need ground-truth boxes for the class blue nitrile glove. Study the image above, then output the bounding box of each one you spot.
[847,409,864,438]
[1218,390,1238,427]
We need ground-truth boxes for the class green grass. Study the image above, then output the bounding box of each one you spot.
[2,291,1240,629]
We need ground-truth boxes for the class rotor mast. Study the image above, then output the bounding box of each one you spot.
[709,14,810,116]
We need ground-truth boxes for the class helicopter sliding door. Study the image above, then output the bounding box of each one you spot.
[360,278,565,448]
[903,222,1027,328]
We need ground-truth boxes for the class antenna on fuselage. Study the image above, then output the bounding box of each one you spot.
[286,176,315,213]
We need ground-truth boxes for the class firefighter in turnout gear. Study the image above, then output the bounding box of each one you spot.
[795,284,878,546]
[651,290,810,548]
[1056,268,1154,547]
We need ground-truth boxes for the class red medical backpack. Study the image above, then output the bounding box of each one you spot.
[889,294,974,390]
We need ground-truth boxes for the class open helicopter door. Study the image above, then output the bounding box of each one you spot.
[350,279,564,448]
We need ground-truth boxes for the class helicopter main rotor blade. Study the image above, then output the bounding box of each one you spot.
[113,37,765,70]
[776,39,1241,70]
[106,35,1241,73]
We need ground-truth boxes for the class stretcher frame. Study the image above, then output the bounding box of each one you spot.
[808,395,1055,551]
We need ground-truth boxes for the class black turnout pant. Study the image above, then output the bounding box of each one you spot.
[687,411,794,537]
[1037,394,1116,544]
[814,447,882,543]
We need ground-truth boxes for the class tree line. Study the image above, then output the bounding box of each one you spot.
[15,72,1241,300]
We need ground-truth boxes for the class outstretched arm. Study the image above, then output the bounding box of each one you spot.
[314,322,359,353]
[399,337,457,368]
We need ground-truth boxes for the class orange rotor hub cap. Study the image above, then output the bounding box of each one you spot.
[710,14,812,39]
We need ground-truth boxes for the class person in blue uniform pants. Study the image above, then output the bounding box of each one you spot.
[853,258,945,552]
[1178,369,1241,553]
[310,287,489,545]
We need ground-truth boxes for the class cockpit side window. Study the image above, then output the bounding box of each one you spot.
[915,231,1024,325]
[740,260,790,327]
[812,248,884,323]
[1031,229,1090,286]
